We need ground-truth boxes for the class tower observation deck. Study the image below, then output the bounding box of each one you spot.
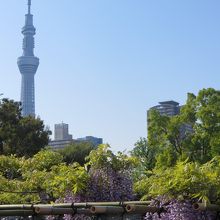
[17,0,39,117]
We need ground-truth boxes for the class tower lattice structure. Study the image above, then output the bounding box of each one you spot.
[17,0,39,117]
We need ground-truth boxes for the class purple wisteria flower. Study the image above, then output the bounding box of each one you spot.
[145,197,217,220]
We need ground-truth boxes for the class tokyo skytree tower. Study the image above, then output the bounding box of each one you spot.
[17,0,39,116]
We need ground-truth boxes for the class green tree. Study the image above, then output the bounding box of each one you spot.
[0,98,51,157]
[181,88,220,162]
[147,109,180,168]
[147,88,220,166]
[0,99,21,154]
[131,137,156,172]
[86,144,137,171]
[134,88,220,202]
[58,141,95,165]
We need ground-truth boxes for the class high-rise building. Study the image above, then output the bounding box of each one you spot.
[49,123,73,149]
[148,101,180,117]
[54,123,73,141]
[17,0,39,117]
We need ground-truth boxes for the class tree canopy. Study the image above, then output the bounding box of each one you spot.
[133,88,220,203]
[0,150,88,204]
[58,141,95,165]
[147,88,220,167]
[0,98,51,157]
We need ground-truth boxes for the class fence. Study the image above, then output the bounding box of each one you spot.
[0,201,163,220]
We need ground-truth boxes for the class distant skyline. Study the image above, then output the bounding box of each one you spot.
[0,0,220,151]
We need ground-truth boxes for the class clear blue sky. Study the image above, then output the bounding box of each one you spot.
[0,0,220,151]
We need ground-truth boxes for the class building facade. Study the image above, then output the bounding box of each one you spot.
[49,123,73,150]
[54,123,73,141]
[148,100,180,117]
[17,0,39,117]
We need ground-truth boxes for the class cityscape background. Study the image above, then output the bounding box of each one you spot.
[0,0,220,151]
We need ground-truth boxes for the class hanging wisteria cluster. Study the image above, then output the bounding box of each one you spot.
[145,197,217,220]
[59,162,134,220]
[86,167,134,202]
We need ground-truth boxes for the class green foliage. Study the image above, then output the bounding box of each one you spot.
[155,146,177,169]
[15,116,51,157]
[0,150,88,204]
[22,149,63,172]
[0,145,135,204]
[130,138,157,182]
[131,138,153,170]
[58,141,95,165]
[148,109,184,166]
[47,163,89,198]
[0,98,51,157]
[177,88,220,163]
[134,157,220,202]
[147,88,220,167]
[0,99,21,154]
[134,88,220,202]
[86,144,137,171]
[0,155,23,179]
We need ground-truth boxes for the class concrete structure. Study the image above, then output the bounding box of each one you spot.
[17,0,39,117]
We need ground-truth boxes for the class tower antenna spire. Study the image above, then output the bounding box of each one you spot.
[28,0,31,14]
